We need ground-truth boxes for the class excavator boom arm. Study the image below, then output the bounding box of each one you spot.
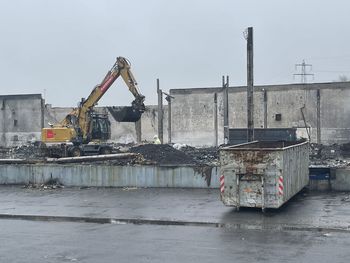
[62,57,145,141]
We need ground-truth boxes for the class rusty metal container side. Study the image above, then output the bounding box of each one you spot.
[219,141,309,210]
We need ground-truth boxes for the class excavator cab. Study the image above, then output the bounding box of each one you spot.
[90,113,111,141]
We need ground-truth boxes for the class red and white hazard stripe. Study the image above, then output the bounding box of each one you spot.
[220,174,225,193]
[278,176,284,195]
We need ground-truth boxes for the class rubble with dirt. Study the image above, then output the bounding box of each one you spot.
[310,143,350,168]
[0,142,219,166]
[0,143,45,160]
[4,141,350,168]
[130,144,198,165]
[174,144,219,166]
[22,178,64,190]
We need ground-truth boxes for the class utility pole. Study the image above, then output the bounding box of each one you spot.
[294,59,314,83]
[245,27,254,142]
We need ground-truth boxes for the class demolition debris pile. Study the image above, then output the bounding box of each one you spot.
[176,145,219,165]
[130,144,197,165]
[129,144,218,166]
[0,143,219,166]
[310,143,350,167]
[0,144,45,160]
[3,142,350,168]
[23,178,64,190]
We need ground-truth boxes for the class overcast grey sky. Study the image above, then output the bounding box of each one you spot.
[0,0,349,106]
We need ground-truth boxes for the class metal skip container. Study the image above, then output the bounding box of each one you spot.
[219,141,309,210]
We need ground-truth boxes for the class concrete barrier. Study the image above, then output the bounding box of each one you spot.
[308,167,350,191]
[332,168,350,191]
[0,164,220,188]
[1,163,350,190]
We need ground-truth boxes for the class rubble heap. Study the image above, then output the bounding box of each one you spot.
[4,141,350,169]
[0,143,45,160]
[130,144,197,165]
[1,143,221,166]
[176,145,219,166]
[310,143,350,167]
[22,178,64,190]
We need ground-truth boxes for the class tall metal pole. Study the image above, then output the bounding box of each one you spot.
[157,79,163,143]
[246,27,254,141]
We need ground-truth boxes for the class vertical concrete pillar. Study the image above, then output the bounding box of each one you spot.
[223,76,229,144]
[135,119,141,143]
[166,95,172,143]
[247,27,254,141]
[41,97,45,129]
[157,79,163,143]
[317,89,321,144]
[214,93,218,146]
[263,89,267,129]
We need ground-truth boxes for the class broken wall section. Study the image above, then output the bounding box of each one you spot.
[0,94,43,147]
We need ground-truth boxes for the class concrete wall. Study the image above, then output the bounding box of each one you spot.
[0,164,219,188]
[0,162,350,190]
[331,168,350,191]
[2,81,350,147]
[0,94,43,147]
[170,82,350,146]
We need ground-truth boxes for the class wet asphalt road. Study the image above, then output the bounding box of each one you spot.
[1,187,350,230]
[1,187,350,262]
[1,219,350,263]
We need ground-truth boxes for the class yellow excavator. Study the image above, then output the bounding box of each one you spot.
[41,56,145,157]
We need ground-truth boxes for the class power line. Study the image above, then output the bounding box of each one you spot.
[308,55,350,60]
[293,59,314,83]
[313,70,350,73]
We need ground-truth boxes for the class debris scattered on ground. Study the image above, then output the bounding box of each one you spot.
[0,142,220,166]
[310,143,350,168]
[0,143,45,160]
[22,178,64,190]
[178,145,219,166]
[341,195,350,202]
[122,187,138,191]
[7,141,350,168]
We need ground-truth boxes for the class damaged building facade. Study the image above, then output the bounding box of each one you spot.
[170,81,350,146]
[1,81,350,147]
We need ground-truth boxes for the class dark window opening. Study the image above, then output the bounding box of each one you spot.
[275,114,282,121]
